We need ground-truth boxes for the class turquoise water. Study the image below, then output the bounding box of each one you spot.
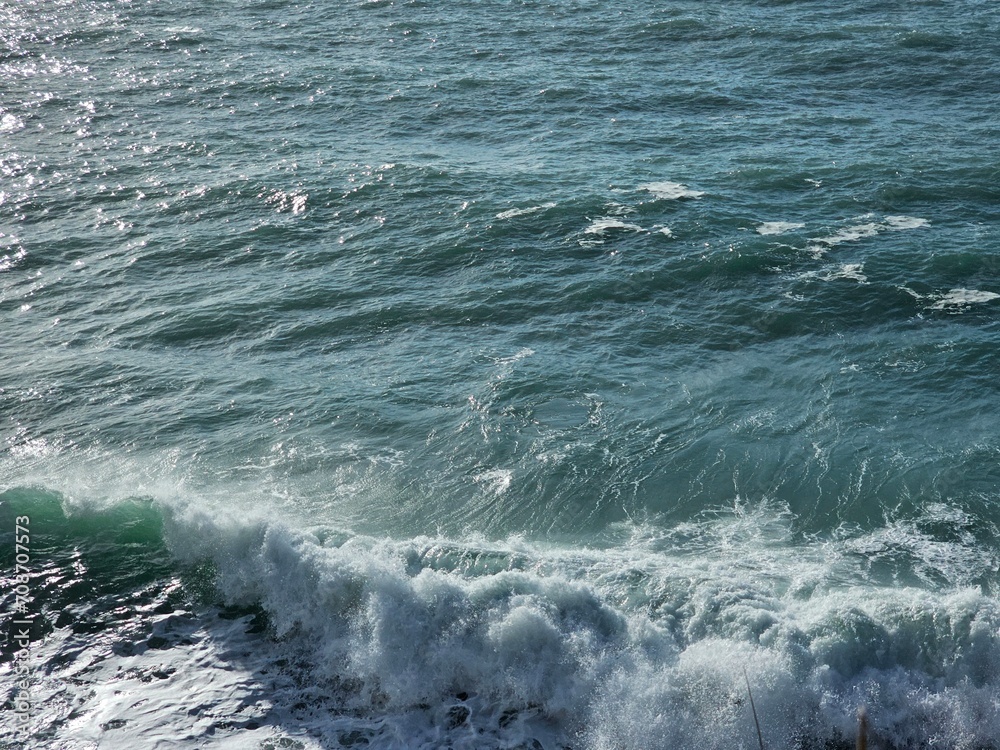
[3,0,1000,747]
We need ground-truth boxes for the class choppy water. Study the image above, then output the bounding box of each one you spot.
[3,0,1000,748]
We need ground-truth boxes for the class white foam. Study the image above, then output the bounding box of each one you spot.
[8,437,55,459]
[8,474,1000,750]
[757,221,805,236]
[473,468,513,496]
[929,288,1000,310]
[497,346,534,363]
[36,611,280,749]
[495,202,556,220]
[831,263,867,282]
[797,263,868,283]
[0,113,25,133]
[584,217,644,236]
[884,215,930,230]
[813,222,882,246]
[165,501,1000,745]
[639,181,705,200]
[812,215,930,246]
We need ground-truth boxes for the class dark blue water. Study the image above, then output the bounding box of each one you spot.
[3,1,1000,747]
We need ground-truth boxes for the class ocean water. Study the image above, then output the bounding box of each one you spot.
[3,0,1000,747]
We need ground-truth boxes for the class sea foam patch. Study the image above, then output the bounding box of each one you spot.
[929,288,1000,310]
[757,221,805,235]
[813,222,883,247]
[795,263,868,283]
[580,217,646,244]
[812,215,930,247]
[639,181,705,200]
[584,217,645,235]
[0,112,25,133]
[495,202,557,220]
[884,215,931,230]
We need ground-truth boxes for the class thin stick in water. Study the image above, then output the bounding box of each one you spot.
[743,668,765,750]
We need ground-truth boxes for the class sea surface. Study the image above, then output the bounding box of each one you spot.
[3,0,1000,747]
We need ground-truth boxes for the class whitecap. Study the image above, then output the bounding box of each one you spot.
[0,113,25,133]
[9,437,55,459]
[495,202,557,220]
[494,347,535,366]
[813,222,882,247]
[884,215,931,230]
[584,217,644,236]
[756,221,805,236]
[813,215,929,246]
[639,181,705,200]
[11,479,1000,750]
[474,468,513,497]
[797,263,867,283]
[929,288,1000,310]
[826,263,867,282]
